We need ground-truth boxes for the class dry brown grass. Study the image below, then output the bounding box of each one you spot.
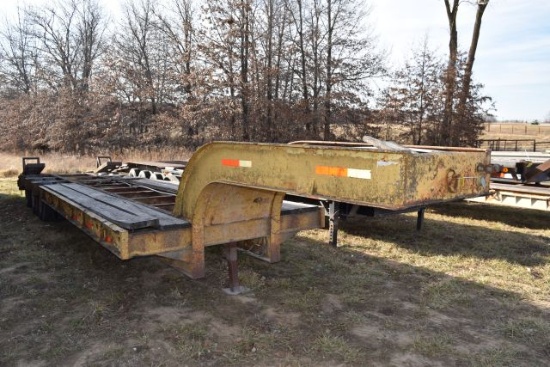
[482,122,550,140]
[0,151,96,176]
[0,153,24,177]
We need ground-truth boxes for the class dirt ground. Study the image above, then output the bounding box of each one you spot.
[1,177,549,366]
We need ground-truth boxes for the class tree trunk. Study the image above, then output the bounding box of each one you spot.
[323,0,333,141]
[240,0,250,141]
[296,0,311,131]
[265,0,274,139]
[456,1,488,145]
[442,0,459,146]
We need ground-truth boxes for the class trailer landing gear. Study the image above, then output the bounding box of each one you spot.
[222,243,249,295]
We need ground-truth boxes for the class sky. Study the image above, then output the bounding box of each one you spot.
[371,0,550,122]
[2,0,550,122]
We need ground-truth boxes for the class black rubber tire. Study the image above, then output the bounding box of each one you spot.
[38,200,58,221]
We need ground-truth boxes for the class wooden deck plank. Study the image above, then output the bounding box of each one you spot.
[43,184,160,230]
[44,183,189,230]
[62,183,180,221]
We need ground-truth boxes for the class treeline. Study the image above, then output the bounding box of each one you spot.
[0,0,492,154]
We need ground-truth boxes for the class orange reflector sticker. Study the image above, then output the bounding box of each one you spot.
[316,166,371,179]
[222,159,239,167]
[222,159,252,168]
[316,165,347,177]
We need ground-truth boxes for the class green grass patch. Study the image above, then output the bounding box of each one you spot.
[411,334,453,357]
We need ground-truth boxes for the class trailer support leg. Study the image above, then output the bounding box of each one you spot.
[223,243,247,295]
[328,201,340,247]
[416,207,425,231]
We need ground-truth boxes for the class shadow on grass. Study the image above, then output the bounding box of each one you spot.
[0,194,24,201]
[338,207,550,267]
[429,201,550,230]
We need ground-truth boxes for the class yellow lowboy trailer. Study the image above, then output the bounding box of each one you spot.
[19,141,491,294]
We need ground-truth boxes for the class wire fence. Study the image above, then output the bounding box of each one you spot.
[475,139,550,152]
[484,123,550,136]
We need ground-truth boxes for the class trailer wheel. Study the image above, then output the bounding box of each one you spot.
[31,194,40,215]
[138,170,152,179]
[25,189,32,208]
[38,200,61,222]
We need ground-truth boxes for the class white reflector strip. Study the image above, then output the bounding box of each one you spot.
[239,160,252,168]
[222,159,252,168]
[347,168,371,180]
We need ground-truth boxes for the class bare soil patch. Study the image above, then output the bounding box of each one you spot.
[1,178,549,366]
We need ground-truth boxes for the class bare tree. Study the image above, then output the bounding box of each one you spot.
[27,0,106,92]
[239,0,252,141]
[200,0,257,141]
[453,53,493,146]
[111,0,176,119]
[322,0,385,140]
[441,0,459,146]
[442,0,490,146]
[155,0,196,96]
[286,0,313,133]
[76,0,106,91]
[379,45,492,147]
[455,0,489,145]
[252,0,292,141]
[200,0,241,139]
[29,0,78,90]
[0,6,38,95]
